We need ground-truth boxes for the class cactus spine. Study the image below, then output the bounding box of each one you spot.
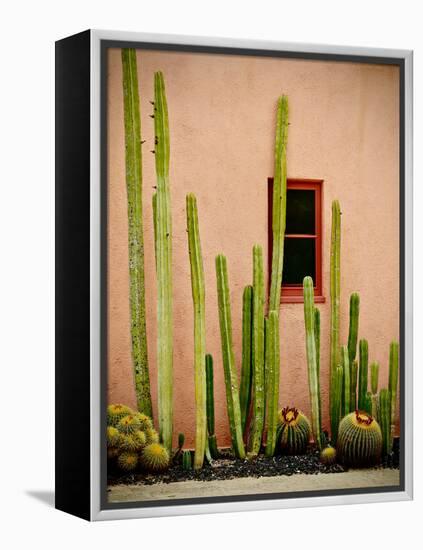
[154,71,173,453]
[186,193,207,469]
[341,345,350,416]
[249,245,265,456]
[370,361,380,420]
[121,49,152,417]
[215,255,245,459]
[389,341,399,451]
[358,339,369,410]
[240,285,253,434]
[347,293,360,364]
[379,388,391,455]
[265,311,280,457]
[205,354,219,458]
[329,200,341,440]
[269,96,288,311]
[303,276,322,450]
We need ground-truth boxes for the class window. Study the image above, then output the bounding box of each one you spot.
[268,178,324,303]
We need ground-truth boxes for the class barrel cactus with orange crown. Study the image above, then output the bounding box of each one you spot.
[277,407,311,455]
[336,410,382,468]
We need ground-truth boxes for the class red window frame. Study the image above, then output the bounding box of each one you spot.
[268,178,325,304]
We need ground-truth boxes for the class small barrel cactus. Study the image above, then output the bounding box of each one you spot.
[145,427,160,444]
[277,407,311,455]
[320,445,337,465]
[140,443,170,472]
[337,411,382,468]
[107,404,134,426]
[133,412,153,432]
[106,426,122,447]
[120,431,147,452]
[117,451,139,471]
[116,414,142,435]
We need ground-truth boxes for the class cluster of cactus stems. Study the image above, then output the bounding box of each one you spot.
[248,245,265,457]
[186,193,207,469]
[215,255,246,459]
[205,354,219,458]
[303,276,322,450]
[154,71,174,454]
[121,49,153,418]
[329,200,341,439]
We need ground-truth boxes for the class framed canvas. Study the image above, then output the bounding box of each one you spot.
[55,29,413,521]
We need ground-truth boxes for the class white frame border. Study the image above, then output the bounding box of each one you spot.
[89,30,413,521]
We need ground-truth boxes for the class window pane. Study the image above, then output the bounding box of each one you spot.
[285,189,315,234]
[282,238,315,285]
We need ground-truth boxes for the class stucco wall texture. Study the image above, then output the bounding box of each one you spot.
[107,48,400,447]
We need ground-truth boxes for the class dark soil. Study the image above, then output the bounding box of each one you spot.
[108,438,400,487]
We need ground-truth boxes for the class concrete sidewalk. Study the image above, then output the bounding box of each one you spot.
[108,468,400,503]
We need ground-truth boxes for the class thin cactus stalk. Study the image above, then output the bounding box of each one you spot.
[215,255,245,459]
[269,96,289,312]
[350,359,358,412]
[154,71,173,453]
[370,361,380,420]
[314,307,322,431]
[379,388,391,455]
[347,293,360,365]
[303,276,322,450]
[205,354,219,459]
[121,48,152,417]
[331,365,343,445]
[329,200,341,437]
[341,345,350,416]
[186,194,207,469]
[265,311,280,457]
[248,245,265,456]
[389,341,399,451]
[240,285,253,434]
[152,192,157,269]
[358,339,369,411]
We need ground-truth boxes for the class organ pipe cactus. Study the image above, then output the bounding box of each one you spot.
[186,193,207,469]
[350,359,358,412]
[389,341,399,451]
[379,388,391,455]
[249,245,265,457]
[154,71,173,453]
[121,49,152,417]
[215,255,245,459]
[314,307,322,430]
[337,411,382,468]
[240,285,253,434]
[303,276,322,450]
[269,96,288,312]
[329,200,341,439]
[265,310,280,457]
[331,365,343,445]
[370,361,380,420]
[341,345,350,416]
[205,354,219,458]
[347,293,360,365]
[358,339,369,410]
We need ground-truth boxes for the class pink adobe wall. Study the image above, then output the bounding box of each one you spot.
[107,48,400,447]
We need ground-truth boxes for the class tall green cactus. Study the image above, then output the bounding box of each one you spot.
[314,307,322,430]
[341,345,350,416]
[329,200,341,438]
[154,71,173,453]
[350,359,358,412]
[186,194,206,469]
[205,354,219,458]
[358,339,369,411]
[215,255,245,459]
[121,48,152,417]
[370,361,380,420]
[389,341,399,451]
[265,310,280,457]
[379,388,391,456]
[347,293,360,364]
[249,245,265,457]
[240,285,253,434]
[331,365,343,445]
[269,96,288,312]
[303,276,322,450]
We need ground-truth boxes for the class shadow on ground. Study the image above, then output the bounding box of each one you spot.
[26,490,55,508]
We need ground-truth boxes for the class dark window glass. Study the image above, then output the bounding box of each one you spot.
[282,238,316,284]
[285,189,315,234]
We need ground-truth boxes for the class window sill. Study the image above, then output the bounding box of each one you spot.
[281,295,326,304]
